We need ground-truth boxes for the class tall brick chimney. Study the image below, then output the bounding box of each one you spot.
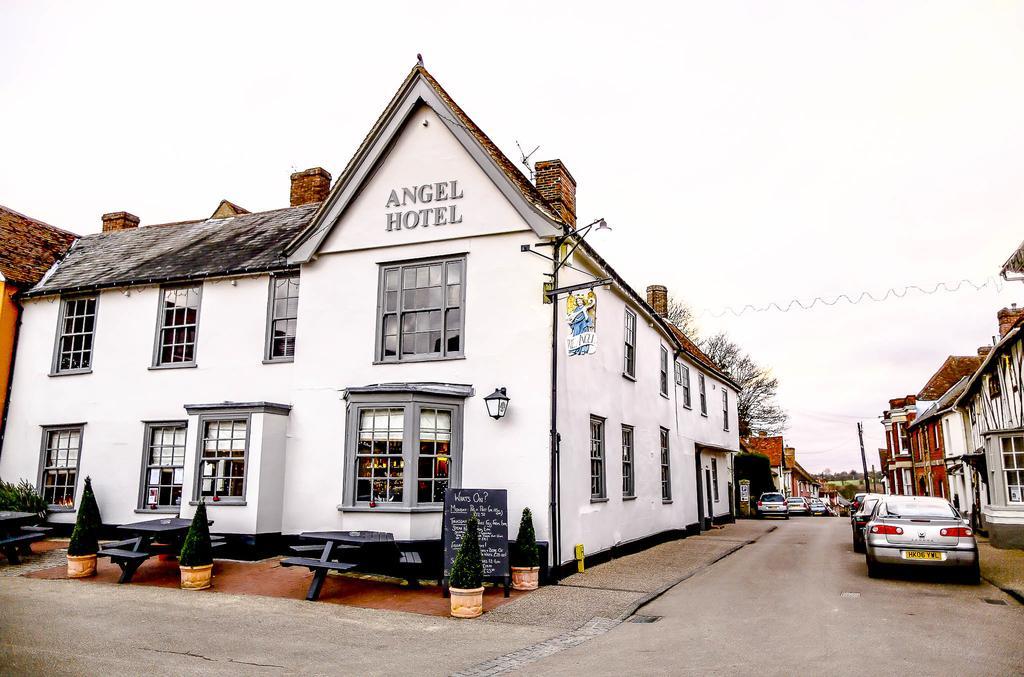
[290,167,332,206]
[535,159,576,227]
[101,211,140,232]
[997,303,1024,338]
[646,285,668,316]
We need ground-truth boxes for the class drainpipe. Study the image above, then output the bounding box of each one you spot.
[548,233,564,583]
[0,288,23,460]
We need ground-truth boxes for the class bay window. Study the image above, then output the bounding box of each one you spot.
[196,418,248,501]
[344,388,465,509]
[1000,434,1024,504]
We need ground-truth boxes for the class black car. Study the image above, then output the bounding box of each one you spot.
[851,495,882,553]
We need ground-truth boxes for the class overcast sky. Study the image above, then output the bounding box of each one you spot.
[3,2,1022,473]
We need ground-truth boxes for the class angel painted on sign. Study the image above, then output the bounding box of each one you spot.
[566,290,597,356]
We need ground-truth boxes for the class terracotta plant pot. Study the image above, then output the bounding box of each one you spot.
[179,563,213,590]
[511,566,540,591]
[66,553,97,578]
[449,586,484,618]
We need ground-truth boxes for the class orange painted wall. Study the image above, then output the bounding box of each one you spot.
[0,281,20,424]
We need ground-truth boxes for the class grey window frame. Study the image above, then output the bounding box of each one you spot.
[50,294,99,376]
[681,364,691,408]
[621,424,635,498]
[660,427,672,502]
[138,421,187,512]
[659,346,669,397]
[192,412,251,504]
[264,271,300,363]
[711,458,720,502]
[341,392,465,512]
[999,434,1024,504]
[722,389,730,431]
[152,283,202,369]
[698,373,708,416]
[590,416,606,500]
[375,255,467,364]
[37,424,85,511]
[623,308,637,379]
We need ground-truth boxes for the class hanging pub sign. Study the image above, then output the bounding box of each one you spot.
[566,290,597,356]
[443,488,510,596]
[385,180,464,232]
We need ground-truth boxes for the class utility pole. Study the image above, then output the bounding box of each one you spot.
[871,464,877,493]
[857,422,870,493]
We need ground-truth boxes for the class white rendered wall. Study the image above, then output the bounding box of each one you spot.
[0,276,294,526]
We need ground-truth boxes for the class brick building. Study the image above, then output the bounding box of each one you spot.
[879,395,917,495]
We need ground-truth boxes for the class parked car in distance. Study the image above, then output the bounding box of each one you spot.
[863,496,979,583]
[850,492,868,514]
[851,495,883,553]
[757,492,789,519]
[809,499,829,516]
[786,496,810,516]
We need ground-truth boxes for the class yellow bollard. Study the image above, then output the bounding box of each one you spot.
[574,543,585,573]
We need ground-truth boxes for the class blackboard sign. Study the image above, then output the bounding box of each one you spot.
[442,488,509,579]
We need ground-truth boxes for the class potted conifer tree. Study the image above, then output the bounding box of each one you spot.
[178,500,214,590]
[66,476,101,578]
[511,507,540,590]
[449,511,484,618]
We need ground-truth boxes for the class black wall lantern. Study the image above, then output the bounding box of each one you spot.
[484,387,510,420]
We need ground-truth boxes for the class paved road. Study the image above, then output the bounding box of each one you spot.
[522,517,1024,676]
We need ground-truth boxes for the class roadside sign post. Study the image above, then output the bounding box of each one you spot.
[739,480,751,517]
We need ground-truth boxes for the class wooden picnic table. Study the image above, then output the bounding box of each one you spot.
[99,517,218,583]
[0,511,47,565]
[282,530,422,601]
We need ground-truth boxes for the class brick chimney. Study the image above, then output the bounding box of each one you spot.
[997,303,1024,337]
[646,285,668,316]
[534,159,576,227]
[978,346,993,358]
[101,211,140,232]
[290,167,332,206]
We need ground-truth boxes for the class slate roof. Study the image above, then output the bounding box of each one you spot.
[917,355,982,401]
[25,203,318,297]
[0,205,77,288]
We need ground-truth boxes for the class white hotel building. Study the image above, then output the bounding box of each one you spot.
[0,66,740,576]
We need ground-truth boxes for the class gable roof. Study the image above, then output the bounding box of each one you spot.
[25,204,316,298]
[286,65,563,261]
[211,200,250,219]
[955,318,1024,409]
[0,205,77,288]
[917,355,982,401]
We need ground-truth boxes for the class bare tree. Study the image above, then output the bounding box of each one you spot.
[700,331,788,437]
[666,296,700,340]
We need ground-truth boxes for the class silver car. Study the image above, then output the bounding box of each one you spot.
[864,496,980,583]
[786,496,810,516]
[757,492,789,519]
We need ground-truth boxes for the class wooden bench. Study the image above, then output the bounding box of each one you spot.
[0,532,45,565]
[281,556,359,601]
[97,538,152,583]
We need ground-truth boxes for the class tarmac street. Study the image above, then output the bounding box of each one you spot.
[522,517,1024,676]
[1,518,1021,676]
